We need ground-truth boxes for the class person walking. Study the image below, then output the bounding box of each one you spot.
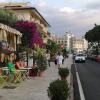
[56,52,64,68]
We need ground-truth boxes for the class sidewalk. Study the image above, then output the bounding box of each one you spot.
[0,55,73,100]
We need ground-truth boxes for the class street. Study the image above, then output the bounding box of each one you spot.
[72,60,100,100]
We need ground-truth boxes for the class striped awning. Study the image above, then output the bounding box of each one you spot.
[0,23,22,36]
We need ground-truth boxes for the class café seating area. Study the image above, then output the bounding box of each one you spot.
[0,51,33,88]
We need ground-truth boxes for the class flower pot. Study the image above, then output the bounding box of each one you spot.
[38,71,44,77]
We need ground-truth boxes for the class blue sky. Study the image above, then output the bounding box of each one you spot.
[1,0,100,37]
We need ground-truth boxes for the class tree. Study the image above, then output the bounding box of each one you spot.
[48,40,60,56]
[85,25,100,43]
[62,48,68,58]
[85,25,100,54]
[0,9,17,27]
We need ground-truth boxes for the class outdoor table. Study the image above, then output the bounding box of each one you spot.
[19,67,32,78]
[2,67,9,75]
[2,67,8,69]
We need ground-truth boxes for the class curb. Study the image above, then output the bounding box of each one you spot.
[68,73,74,100]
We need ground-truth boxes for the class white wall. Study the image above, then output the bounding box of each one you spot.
[15,10,31,21]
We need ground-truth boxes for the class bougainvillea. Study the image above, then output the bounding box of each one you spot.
[16,21,43,48]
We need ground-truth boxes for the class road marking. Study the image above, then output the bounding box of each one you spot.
[74,63,86,100]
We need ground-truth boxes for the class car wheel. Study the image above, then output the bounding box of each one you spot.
[83,61,85,63]
[75,60,77,63]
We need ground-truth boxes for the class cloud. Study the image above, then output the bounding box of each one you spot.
[86,1,100,10]
[45,6,100,37]
[34,0,47,8]
[0,0,8,2]
[37,1,47,8]
[30,0,100,37]
[60,7,75,13]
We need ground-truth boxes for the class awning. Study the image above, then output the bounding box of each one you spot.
[0,23,22,36]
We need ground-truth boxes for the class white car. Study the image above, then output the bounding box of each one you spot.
[75,54,86,63]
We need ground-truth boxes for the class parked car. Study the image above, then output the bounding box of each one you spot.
[75,53,86,63]
[95,55,100,62]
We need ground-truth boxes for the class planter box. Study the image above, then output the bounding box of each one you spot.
[38,71,45,77]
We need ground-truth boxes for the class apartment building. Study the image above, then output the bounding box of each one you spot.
[55,32,88,53]
[0,2,51,44]
[55,32,74,52]
[73,38,88,53]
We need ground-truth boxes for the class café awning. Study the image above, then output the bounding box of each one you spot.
[0,23,22,36]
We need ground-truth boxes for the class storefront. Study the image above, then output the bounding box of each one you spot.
[0,23,22,67]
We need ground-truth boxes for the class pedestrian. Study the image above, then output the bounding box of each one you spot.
[46,51,50,67]
[7,54,15,73]
[0,53,5,68]
[56,52,64,68]
[7,54,21,83]
[15,57,26,69]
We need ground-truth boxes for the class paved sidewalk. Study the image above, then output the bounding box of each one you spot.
[0,55,73,100]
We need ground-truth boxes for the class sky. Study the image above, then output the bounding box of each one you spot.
[1,0,100,37]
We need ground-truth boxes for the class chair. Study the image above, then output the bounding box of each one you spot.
[10,70,22,83]
[2,68,22,84]
[18,69,27,80]
[0,76,7,87]
[0,68,8,87]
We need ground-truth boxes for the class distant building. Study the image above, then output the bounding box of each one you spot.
[73,37,88,53]
[55,32,88,53]
[55,32,75,52]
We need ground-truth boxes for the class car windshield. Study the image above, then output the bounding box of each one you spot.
[77,54,84,56]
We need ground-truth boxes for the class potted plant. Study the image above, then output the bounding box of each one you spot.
[37,57,48,76]
[58,68,69,80]
[47,79,69,100]
[33,45,47,76]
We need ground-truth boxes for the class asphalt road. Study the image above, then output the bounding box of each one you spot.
[72,60,100,100]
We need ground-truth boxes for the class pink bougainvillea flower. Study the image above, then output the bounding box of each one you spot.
[16,21,43,48]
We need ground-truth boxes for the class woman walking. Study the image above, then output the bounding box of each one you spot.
[56,52,64,68]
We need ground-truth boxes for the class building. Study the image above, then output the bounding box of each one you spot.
[0,23,22,51]
[73,38,88,53]
[0,2,51,44]
[55,32,88,53]
[55,32,75,52]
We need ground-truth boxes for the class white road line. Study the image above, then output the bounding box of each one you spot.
[74,63,86,100]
